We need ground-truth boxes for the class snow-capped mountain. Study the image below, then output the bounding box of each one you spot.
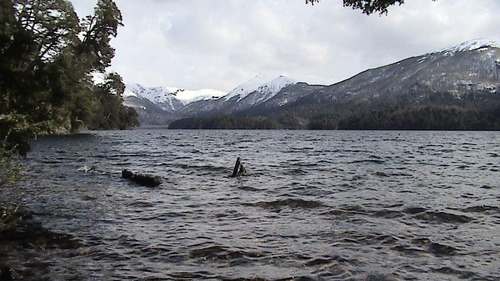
[300,38,499,108]
[435,38,500,54]
[122,75,297,125]
[123,83,225,112]
[124,84,182,112]
[174,88,227,105]
[224,74,295,102]
[209,74,297,114]
[124,39,499,127]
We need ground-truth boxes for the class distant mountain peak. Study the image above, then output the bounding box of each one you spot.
[436,38,500,54]
[224,74,296,102]
[174,88,226,105]
[123,82,226,111]
[124,38,499,128]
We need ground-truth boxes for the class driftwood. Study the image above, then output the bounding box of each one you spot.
[231,157,247,177]
[122,170,162,187]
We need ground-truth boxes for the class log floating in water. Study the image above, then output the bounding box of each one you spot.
[122,170,162,187]
[231,157,246,177]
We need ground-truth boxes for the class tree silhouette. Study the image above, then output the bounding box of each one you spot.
[306,0,408,15]
[0,0,138,156]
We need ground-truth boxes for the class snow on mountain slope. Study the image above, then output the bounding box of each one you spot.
[123,83,226,111]
[251,76,297,104]
[309,38,500,106]
[224,74,275,101]
[173,88,226,105]
[224,74,296,103]
[436,38,500,54]
[124,74,295,112]
[123,83,178,111]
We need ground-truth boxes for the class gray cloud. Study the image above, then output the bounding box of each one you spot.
[72,0,500,91]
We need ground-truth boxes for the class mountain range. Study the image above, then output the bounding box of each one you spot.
[123,39,500,129]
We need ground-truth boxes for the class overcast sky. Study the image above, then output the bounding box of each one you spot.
[71,0,500,92]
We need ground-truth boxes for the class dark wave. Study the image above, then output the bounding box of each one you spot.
[414,211,473,224]
[322,208,361,219]
[350,159,386,164]
[431,267,476,279]
[248,198,327,211]
[402,207,427,214]
[427,242,459,256]
[462,205,500,213]
[188,245,264,265]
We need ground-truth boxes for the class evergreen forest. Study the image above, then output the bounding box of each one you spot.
[0,0,139,157]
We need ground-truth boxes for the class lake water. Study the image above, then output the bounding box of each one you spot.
[1,130,499,280]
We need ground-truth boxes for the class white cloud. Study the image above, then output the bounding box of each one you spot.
[71,0,500,91]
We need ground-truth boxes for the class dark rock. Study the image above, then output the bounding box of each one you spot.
[122,170,162,187]
[121,169,134,180]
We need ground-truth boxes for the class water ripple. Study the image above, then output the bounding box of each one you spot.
[1,130,498,280]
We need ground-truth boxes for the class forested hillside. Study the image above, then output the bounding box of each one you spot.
[0,0,139,156]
